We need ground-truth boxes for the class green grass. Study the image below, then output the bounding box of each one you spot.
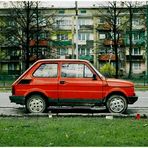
[0,117,148,146]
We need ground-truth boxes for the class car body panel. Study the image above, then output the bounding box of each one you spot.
[10,59,138,108]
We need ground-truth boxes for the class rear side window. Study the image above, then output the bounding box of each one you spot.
[61,63,93,78]
[33,64,58,78]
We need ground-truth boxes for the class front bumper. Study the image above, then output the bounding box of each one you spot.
[127,96,138,104]
[9,96,25,105]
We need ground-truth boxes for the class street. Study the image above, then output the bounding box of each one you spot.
[0,91,148,116]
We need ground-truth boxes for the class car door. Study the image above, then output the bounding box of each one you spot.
[58,62,103,103]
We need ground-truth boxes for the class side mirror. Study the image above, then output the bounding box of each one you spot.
[92,74,97,80]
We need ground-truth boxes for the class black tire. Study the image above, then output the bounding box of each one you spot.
[106,95,127,113]
[26,94,47,113]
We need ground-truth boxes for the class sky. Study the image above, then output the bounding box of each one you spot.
[0,1,146,8]
[0,1,105,8]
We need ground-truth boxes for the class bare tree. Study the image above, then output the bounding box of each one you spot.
[5,1,57,71]
[123,1,145,78]
[98,1,127,78]
[97,1,127,78]
[96,1,146,78]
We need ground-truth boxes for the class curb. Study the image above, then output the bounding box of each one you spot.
[0,112,147,118]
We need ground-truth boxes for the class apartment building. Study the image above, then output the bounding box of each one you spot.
[0,3,146,76]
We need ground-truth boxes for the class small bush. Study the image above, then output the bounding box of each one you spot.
[100,63,115,78]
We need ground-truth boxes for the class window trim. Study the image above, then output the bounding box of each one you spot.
[133,62,141,70]
[32,63,58,78]
[60,63,94,78]
[132,48,141,55]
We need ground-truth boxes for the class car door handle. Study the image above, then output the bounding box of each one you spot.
[60,80,65,84]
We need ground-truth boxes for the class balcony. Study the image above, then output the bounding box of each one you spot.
[99,54,116,61]
[79,25,93,30]
[97,23,112,31]
[79,55,93,62]
[29,40,48,47]
[50,40,72,47]
[56,25,72,30]
[126,55,144,61]
[104,38,124,46]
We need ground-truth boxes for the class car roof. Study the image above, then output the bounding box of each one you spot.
[36,59,89,63]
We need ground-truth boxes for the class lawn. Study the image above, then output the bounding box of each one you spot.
[0,117,148,146]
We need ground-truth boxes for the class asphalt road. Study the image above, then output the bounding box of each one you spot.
[0,91,148,116]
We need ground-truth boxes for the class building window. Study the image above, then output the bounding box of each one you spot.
[99,33,106,39]
[8,21,15,26]
[57,34,68,40]
[59,10,65,14]
[132,19,139,25]
[56,19,72,27]
[8,63,17,71]
[80,9,86,14]
[58,48,68,55]
[79,48,90,55]
[78,33,90,41]
[133,62,141,70]
[117,17,121,25]
[133,33,139,41]
[132,48,141,55]
[39,18,46,27]
[99,18,105,24]
[79,48,85,55]
[39,33,47,39]
[79,19,92,25]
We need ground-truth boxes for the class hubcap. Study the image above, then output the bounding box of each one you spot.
[29,96,44,113]
[109,97,125,113]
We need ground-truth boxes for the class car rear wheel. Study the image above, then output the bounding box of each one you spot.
[26,94,47,113]
[106,95,127,113]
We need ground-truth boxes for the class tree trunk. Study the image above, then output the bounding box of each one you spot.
[128,5,133,79]
[113,2,119,79]
[25,1,30,70]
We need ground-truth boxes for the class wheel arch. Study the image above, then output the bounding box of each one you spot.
[105,91,127,104]
[25,91,49,105]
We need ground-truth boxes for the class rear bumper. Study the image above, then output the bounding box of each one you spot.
[127,96,138,104]
[9,96,25,105]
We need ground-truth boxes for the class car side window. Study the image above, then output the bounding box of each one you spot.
[33,64,58,78]
[61,63,93,78]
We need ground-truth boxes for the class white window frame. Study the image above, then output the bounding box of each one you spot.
[79,19,92,25]
[133,62,141,70]
[78,48,90,55]
[57,34,68,40]
[56,19,72,27]
[99,33,106,39]
[132,19,140,26]
[132,48,141,55]
[133,33,140,41]
[58,48,68,56]
[117,17,121,25]
[78,33,90,41]
[99,18,105,24]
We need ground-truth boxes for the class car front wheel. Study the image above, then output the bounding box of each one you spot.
[26,94,47,113]
[106,95,127,113]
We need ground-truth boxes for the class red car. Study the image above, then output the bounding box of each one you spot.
[9,59,138,113]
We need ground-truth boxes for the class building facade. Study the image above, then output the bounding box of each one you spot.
[0,3,146,76]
